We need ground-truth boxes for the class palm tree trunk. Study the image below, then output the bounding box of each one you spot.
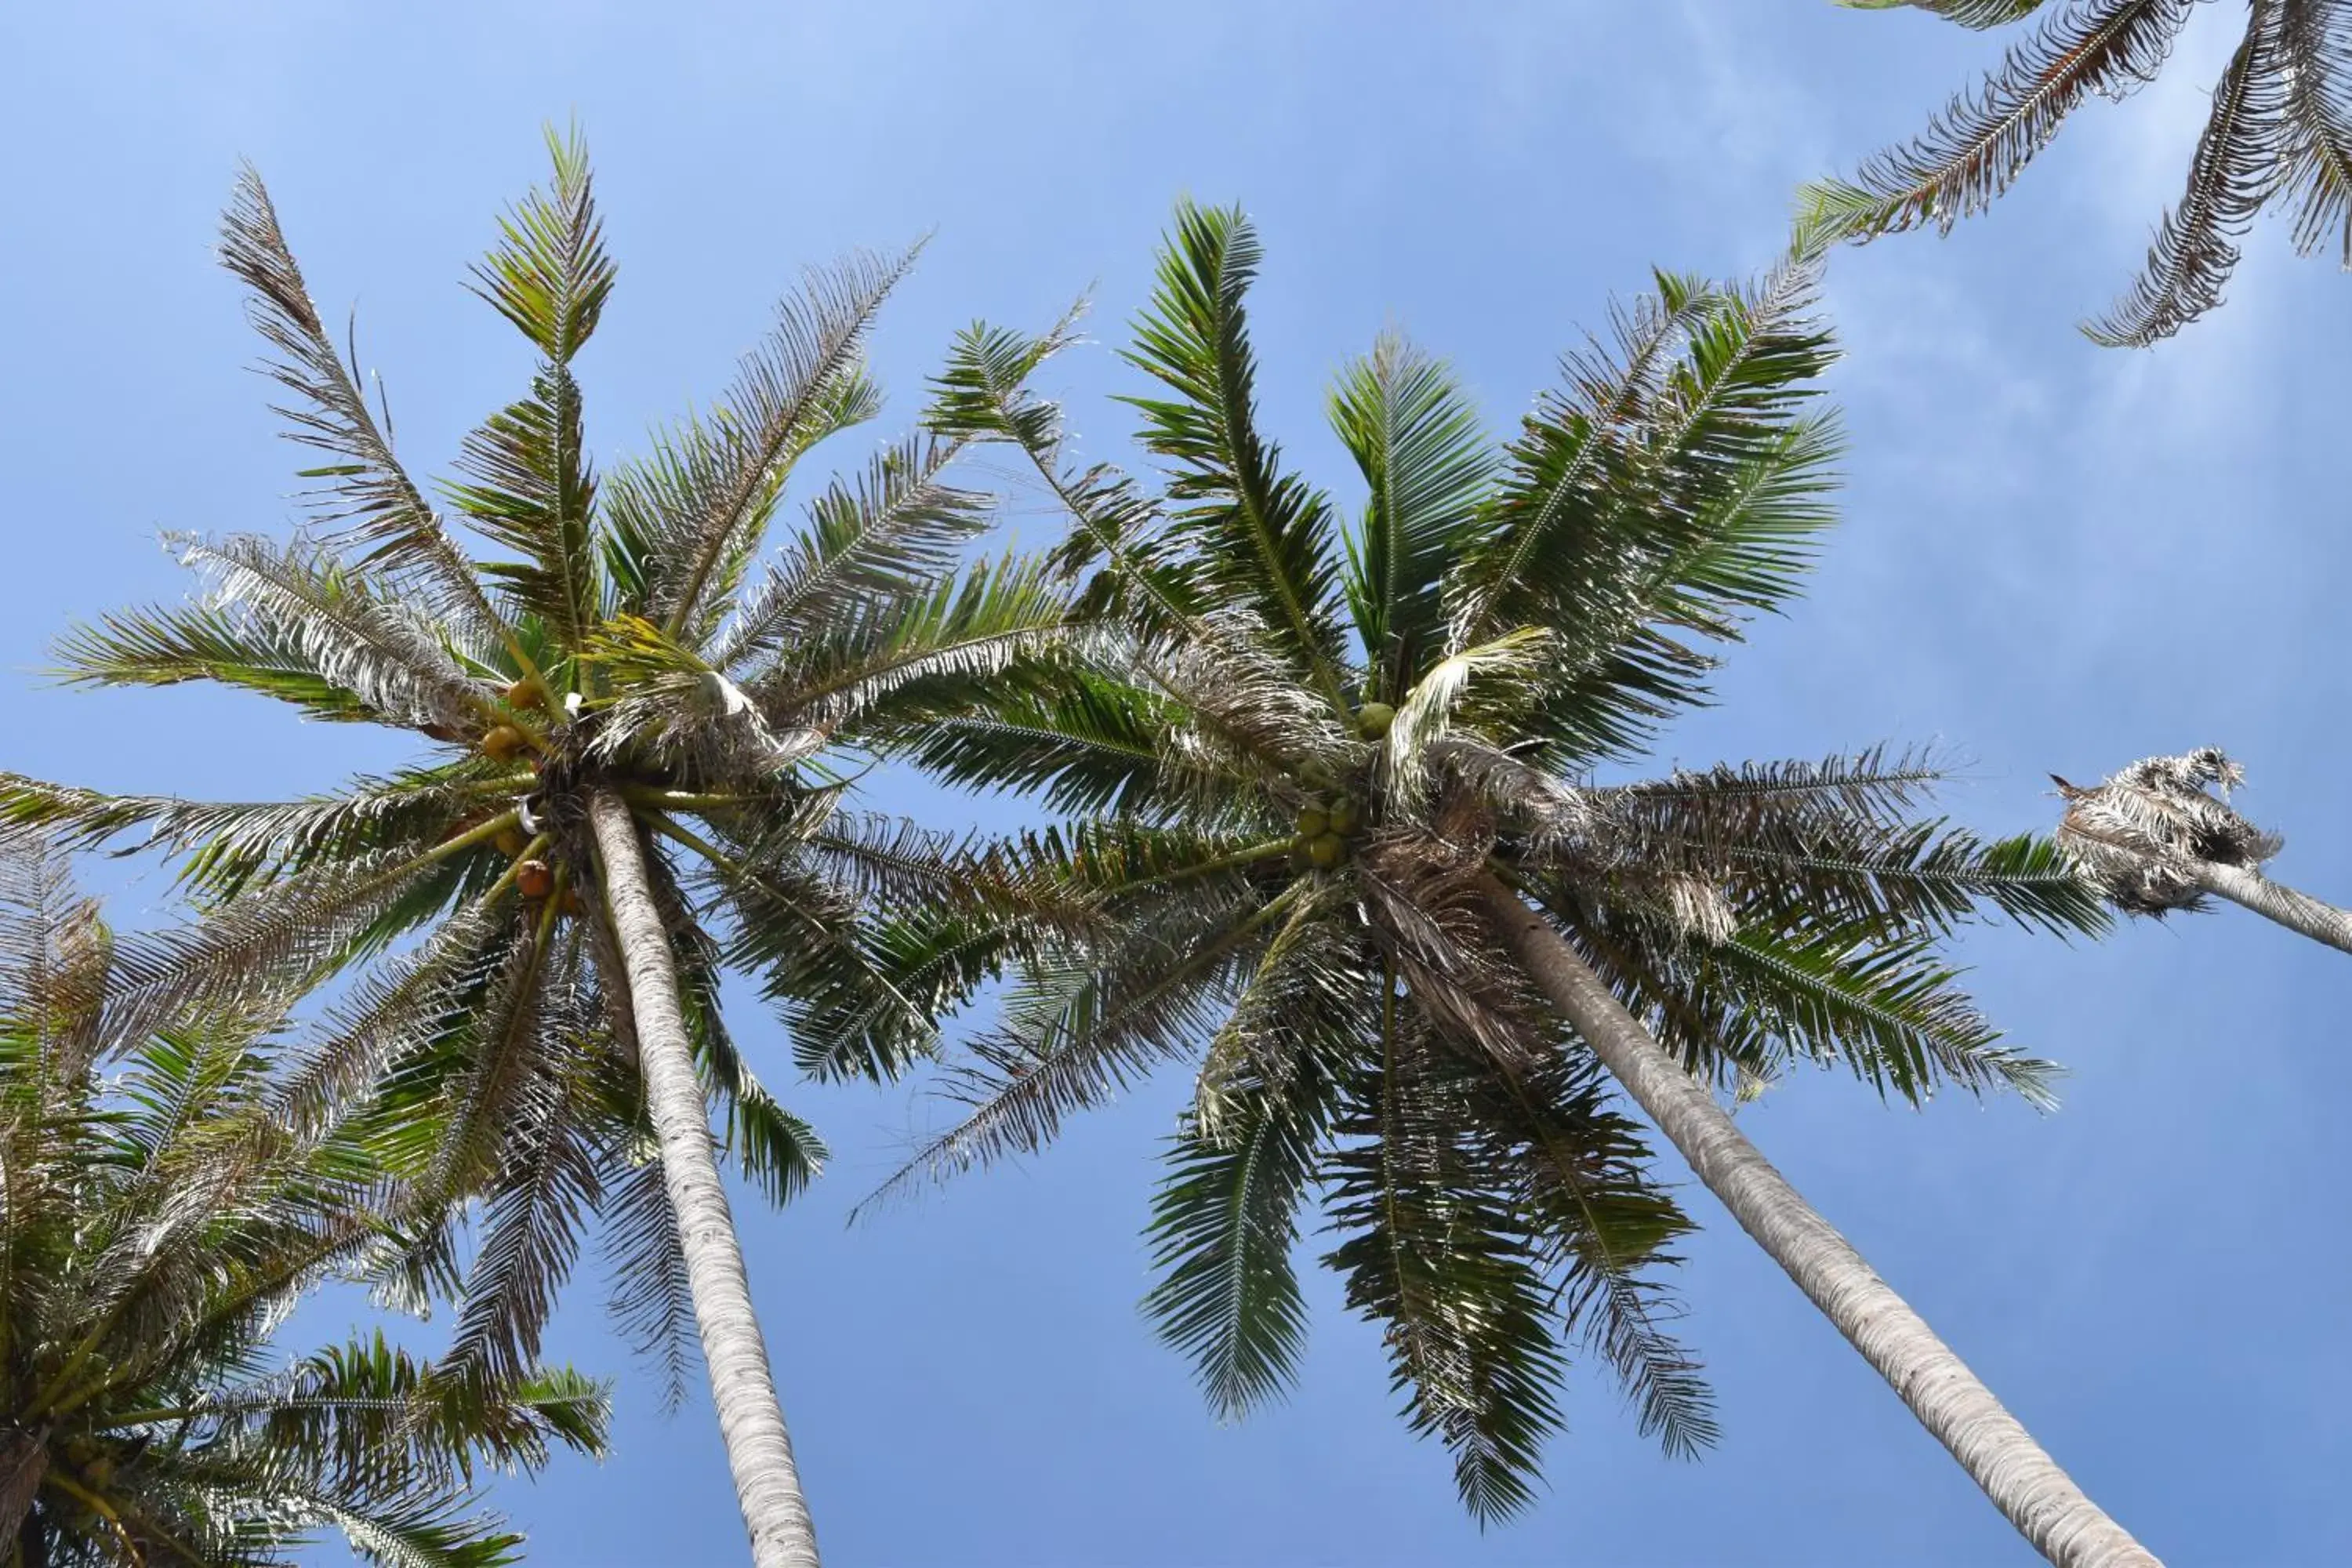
[588,788,820,1568]
[1475,879,2158,1568]
[2191,860,2352,955]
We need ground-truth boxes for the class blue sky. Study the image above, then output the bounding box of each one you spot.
[2,2,2345,1563]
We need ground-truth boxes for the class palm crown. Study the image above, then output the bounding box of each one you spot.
[0,131,1062,1396]
[0,848,608,1567]
[1816,0,2352,344]
[870,206,2108,1519]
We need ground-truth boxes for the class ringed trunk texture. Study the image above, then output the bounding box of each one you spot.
[1475,880,2158,1568]
[589,789,819,1568]
[2192,861,2352,955]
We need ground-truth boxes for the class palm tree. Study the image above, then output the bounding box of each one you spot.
[0,845,609,1566]
[867,207,2158,1566]
[2053,746,2352,951]
[1813,0,2352,344]
[0,131,1061,1568]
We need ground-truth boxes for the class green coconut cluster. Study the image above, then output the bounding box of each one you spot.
[1290,702,1396,870]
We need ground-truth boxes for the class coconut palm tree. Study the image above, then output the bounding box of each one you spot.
[2053,745,2352,951]
[0,845,609,1566]
[861,206,2158,1566]
[1813,0,2352,344]
[0,131,1062,1568]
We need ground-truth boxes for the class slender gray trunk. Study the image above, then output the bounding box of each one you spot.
[588,789,819,1568]
[1475,879,2158,1568]
[2191,860,2352,956]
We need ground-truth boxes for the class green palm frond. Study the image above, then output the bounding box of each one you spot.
[858,888,1283,1214]
[0,848,606,1568]
[1719,822,2107,938]
[1122,203,1352,707]
[1323,1046,1566,1524]
[53,599,383,724]
[1330,334,1495,699]
[716,432,991,674]
[465,124,615,364]
[70,533,492,736]
[1142,1056,1335,1422]
[893,668,1191,818]
[103,836,492,1047]
[446,1043,603,1381]
[753,550,1075,741]
[1449,272,1721,646]
[1457,262,1839,767]
[1575,899,2058,1109]
[446,126,614,653]
[1465,1053,1713,1460]
[926,310,1203,635]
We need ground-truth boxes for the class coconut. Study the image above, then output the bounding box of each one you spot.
[1356,702,1396,740]
[1329,797,1363,836]
[481,724,527,762]
[1295,806,1329,839]
[504,677,549,711]
[1308,832,1345,869]
[494,827,528,859]
[517,859,554,899]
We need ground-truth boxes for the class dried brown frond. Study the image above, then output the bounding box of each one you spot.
[2054,746,2279,913]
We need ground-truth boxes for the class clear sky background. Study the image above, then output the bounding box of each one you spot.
[1,3,2343,1565]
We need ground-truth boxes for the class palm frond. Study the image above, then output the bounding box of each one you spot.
[926,310,1205,637]
[1323,1047,1566,1524]
[1143,1051,1336,1422]
[102,838,489,1048]
[599,1152,699,1414]
[55,600,381,724]
[1461,1052,1713,1460]
[614,245,922,637]
[447,1043,603,1381]
[219,166,506,652]
[1838,0,2056,24]
[171,532,488,732]
[856,885,1286,1214]
[1719,822,2108,938]
[464,124,615,364]
[1121,203,1353,706]
[753,551,1075,742]
[446,372,601,656]
[1450,270,1724,643]
[2281,0,2352,261]
[891,666,1195,818]
[2086,1,2294,345]
[715,432,991,673]
[1330,334,1495,699]
[1386,628,1555,804]
[1455,263,1840,767]
[1803,0,2198,238]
